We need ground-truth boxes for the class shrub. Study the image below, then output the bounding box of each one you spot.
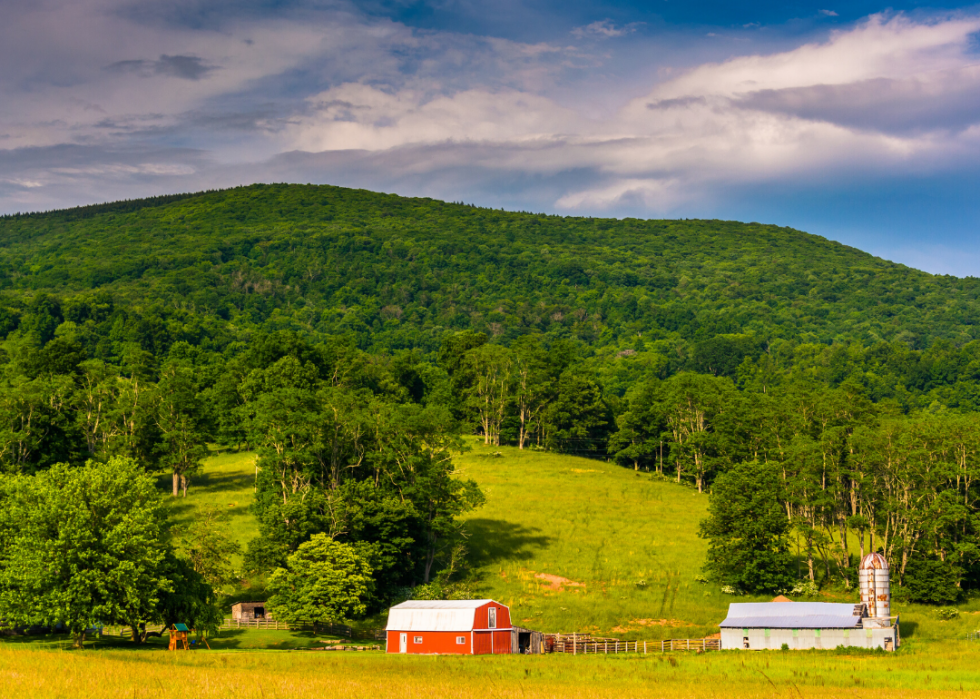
[936,607,960,621]
[902,557,961,605]
[790,580,820,598]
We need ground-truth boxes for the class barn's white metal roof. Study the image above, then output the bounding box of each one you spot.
[390,600,494,609]
[385,599,500,632]
[720,602,864,629]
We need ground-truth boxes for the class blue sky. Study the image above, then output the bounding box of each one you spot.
[3,1,980,275]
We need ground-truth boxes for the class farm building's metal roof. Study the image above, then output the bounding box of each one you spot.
[385,600,501,632]
[391,600,495,609]
[720,602,864,629]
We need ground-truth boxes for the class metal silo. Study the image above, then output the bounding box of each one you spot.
[859,553,891,624]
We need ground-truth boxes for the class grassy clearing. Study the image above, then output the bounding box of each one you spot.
[157,442,980,644]
[455,440,980,643]
[3,442,980,694]
[7,440,974,656]
[2,645,979,698]
[163,450,260,571]
[0,628,347,652]
[457,440,719,638]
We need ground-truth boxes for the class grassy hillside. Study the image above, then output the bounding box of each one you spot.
[456,441,717,638]
[163,450,258,571]
[170,442,980,644]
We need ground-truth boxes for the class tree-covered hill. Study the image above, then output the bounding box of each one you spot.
[3,184,980,607]
[2,183,977,360]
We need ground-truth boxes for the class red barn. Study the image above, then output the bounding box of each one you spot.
[385,599,512,655]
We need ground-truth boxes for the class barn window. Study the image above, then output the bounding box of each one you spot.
[457,636,466,645]
[414,636,423,644]
[488,607,497,629]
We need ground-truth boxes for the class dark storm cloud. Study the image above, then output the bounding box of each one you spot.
[736,74,980,134]
[647,96,709,110]
[105,54,214,80]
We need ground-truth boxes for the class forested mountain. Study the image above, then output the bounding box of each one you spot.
[2,183,980,616]
[2,185,978,352]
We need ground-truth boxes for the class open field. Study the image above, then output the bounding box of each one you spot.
[455,441,980,643]
[2,645,980,698]
[3,441,980,695]
[163,450,260,571]
[155,441,980,644]
[456,441,719,638]
[0,627,350,652]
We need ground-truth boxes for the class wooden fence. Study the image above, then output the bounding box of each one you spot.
[221,618,385,639]
[550,635,720,654]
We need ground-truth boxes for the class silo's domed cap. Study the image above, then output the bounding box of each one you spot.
[860,553,889,570]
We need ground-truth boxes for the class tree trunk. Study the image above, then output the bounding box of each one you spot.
[72,630,86,649]
[173,471,180,497]
[424,536,436,583]
[806,529,816,582]
[181,474,188,497]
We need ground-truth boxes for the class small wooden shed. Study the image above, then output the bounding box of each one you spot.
[511,625,545,654]
[231,601,270,621]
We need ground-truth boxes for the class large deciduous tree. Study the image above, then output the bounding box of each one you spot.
[156,361,208,497]
[0,458,175,647]
[267,534,374,626]
[699,460,794,593]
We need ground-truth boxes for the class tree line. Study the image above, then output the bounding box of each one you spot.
[2,288,980,613]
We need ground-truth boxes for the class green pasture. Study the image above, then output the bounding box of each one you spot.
[0,627,349,652]
[163,450,260,572]
[26,440,979,651]
[455,440,980,643]
[457,440,719,638]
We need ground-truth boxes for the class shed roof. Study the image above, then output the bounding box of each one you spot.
[720,602,864,629]
[385,600,501,632]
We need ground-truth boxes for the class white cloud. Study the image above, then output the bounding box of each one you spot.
[820,10,839,17]
[288,84,589,152]
[278,13,980,216]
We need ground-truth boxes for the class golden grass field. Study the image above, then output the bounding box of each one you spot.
[3,644,979,699]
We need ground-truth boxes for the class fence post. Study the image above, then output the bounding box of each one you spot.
[644,641,647,655]
[573,633,577,655]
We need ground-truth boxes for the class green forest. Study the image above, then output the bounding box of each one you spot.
[2,183,980,642]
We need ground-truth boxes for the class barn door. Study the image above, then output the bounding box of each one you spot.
[399,633,408,653]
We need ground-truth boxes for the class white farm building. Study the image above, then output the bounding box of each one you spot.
[719,601,899,651]
[719,553,900,651]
